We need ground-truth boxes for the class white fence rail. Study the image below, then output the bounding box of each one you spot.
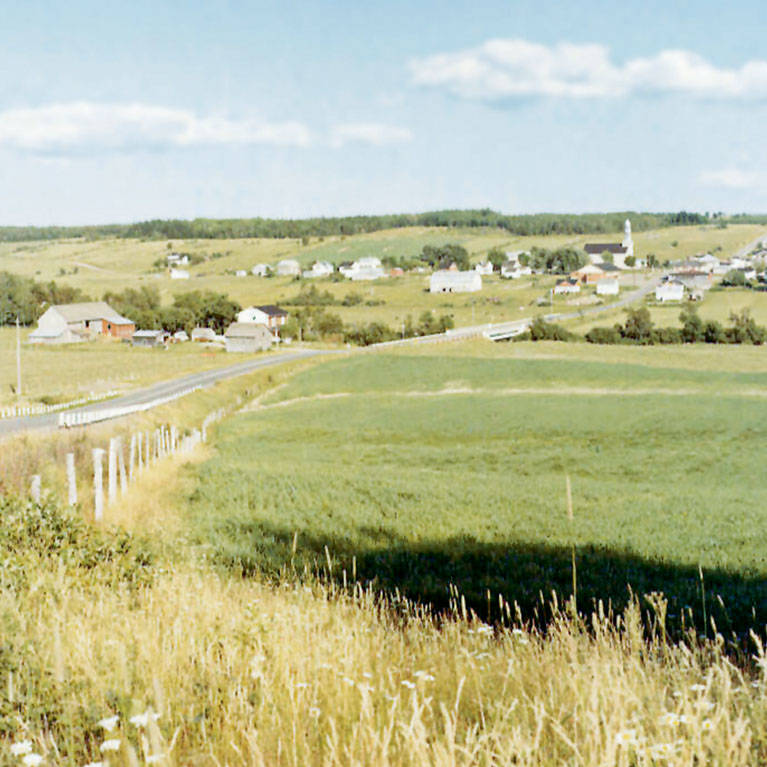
[58,386,202,428]
[1,390,120,420]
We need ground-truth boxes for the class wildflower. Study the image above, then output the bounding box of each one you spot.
[309,707,321,718]
[22,755,43,767]
[690,683,706,693]
[99,740,121,753]
[294,682,309,689]
[342,677,355,687]
[648,742,679,759]
[615,729,638,748]
[129,712,159,728]
[678,714,690,725]
[10,741,33,756]
[401,680,416,690]
[701,719,714,732]
[96,715,119,731]
[476,624,493,635]
[659,712,680,726]
[82,762,106,767]
[362,672,373,679]
[146,755,165,764]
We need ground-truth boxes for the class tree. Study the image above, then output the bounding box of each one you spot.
[721,270,747,287]
[679,305,704,343]
[624,255,636,267]
[601,251,614,264]
[420,244,470,270]
[703,320,726,344]
[487,247,506,270]
[726,309,767,345]
[646,254,658,268]
[622,307,654,344]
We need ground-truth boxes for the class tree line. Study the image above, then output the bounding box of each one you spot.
[0,272,90,325]
[0,210,728,243]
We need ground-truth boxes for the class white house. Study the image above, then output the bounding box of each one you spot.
[504,250,526,265]
[302,261,334,278]
[553,279,581,295]
[224,323,275,353]
[340,256,386,280]
[167,253,189,266]
[596,279,620,296]
[475,262,494,275]
[275,259,300,277]
[170,268,190,280]
[191,327,218,342]
[251,263,271,277]
[235,270,247,278]
[173,330,189,342]
[693,253,720,273]
[429,270,482,293]
[237,305,288,331]
[655,280,685,302]
[501,262,532,279]
[28,302,135,345]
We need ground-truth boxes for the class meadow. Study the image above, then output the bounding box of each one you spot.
[4,342,767,765]
[186,348,767,639]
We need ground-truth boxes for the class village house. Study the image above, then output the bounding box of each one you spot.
[172,330,189,342]
[302,261,334,278]
[235,270,247,278]
[429,270,482,293]
[475,262,494,275]
[275,259,300,277]
[570,263,620,284]
[224,323,275,353]
[340,256,386,281]
[655,280,685,302]
[167,253,189,266]
[553,278,581,295]
[170,268,190,280]
[596,278,620,296]
[191,327,218,343]
[671,270,711,292]
[501,261,532,279]
[692,253,720,273]
[131,329,167,348]
[251,263,271,277]
[237,305,289,332]
[29,302,135,345]
[583,218,635,268]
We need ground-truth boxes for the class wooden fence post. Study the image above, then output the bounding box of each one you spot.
[128,434,136,481]
[118,438,127,495]
[93,448,105,521]
[108,437,117,505]
[66,452,77,506]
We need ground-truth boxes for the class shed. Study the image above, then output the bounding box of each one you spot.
[429,270,482,293]
[596,279,619,296]
[191,327,217,342]
[655,280,685,302]
[224,323,275,353]
[131,330,167,347]
[275,259,300,277]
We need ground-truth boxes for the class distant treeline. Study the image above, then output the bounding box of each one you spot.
[2,209,761,243]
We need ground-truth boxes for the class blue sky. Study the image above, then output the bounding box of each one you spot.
[1,0,766,225]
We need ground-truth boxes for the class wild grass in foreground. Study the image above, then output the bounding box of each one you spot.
[3,493,767,766]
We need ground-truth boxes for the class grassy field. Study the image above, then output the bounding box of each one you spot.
[2,223,764,333]
[186,348,767,638]
[4,342,767,764]
[0,328,260,406]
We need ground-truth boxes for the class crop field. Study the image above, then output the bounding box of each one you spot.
[186,347,767,637]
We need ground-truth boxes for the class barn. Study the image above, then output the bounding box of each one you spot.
[429,270,482,293]
[224,323,275,353]
[29,302,135,344]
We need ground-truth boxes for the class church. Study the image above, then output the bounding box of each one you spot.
[583,219,637,269]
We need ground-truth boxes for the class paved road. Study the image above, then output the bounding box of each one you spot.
[735,231,767,259]
[0,349,326,438]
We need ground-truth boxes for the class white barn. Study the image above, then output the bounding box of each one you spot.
[501,262,532,279]
[224,323,275,353]
[170,268,190,280]
[655,280,685,302]
[251,263,271,277]
[275,259,300,277]
[553,279,581,295]
[475,262,494,275]
[237,305,288,331]
[302,261,334,278]
[340,257,386,281]
[429,270,482,293]
[28,302,135,345]
[596,279,620,296]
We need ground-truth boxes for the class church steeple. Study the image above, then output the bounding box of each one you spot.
[622,218,634,256]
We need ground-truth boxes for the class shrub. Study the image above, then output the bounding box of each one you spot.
[585,326,622,344]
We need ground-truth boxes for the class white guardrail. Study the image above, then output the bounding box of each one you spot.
[0,390,121,420]
[58,385,202,428]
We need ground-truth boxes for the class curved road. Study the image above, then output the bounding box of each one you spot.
[0,349,326,438]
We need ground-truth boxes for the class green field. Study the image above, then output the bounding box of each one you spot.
[188,345,767,636]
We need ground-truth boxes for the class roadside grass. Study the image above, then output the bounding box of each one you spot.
[187,352,767,638]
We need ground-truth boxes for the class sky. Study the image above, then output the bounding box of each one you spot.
[1,0,766,225]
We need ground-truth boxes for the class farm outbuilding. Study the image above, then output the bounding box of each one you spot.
[655,280,685,302]
[429,270,482,293]
[29,302,135,345]
[275,259,300,277]
[131,330,167,347]
[596,279,619,296]
[224,323,275,353]
[191,327,217,342]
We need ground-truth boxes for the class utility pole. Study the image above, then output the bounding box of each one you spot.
[16,316,22,399]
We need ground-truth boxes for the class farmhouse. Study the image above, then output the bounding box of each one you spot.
[501,262,532,279]
[340,257,386,281]
[570,263,612,284]
[655,280,685,302]
[224,323,275,353]
[553,278,581,295]
[131,330,166,347]
[475,262,494,275]
[596,278,620,296]
[237,305,288,331]
[672,270,710,291]
[429,270,482,293]
[167,253,189,266]
[302,261,334,278]
[235,270,247,278]
[251,263,271,277]
[29,302,135,345]
[170,268,190,280]
[275,259,300,277]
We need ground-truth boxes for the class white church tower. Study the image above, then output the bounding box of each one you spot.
[622,218,634,257]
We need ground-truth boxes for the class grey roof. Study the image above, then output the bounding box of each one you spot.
[255,305,288,317]
[599,262,621,272]
[225,322,273,338]
[584,243,627,254]
[132,329,165,338]
[53,301,134,325]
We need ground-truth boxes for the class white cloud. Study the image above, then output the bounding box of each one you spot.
[698,168,765,189]
[330,122,413,148]
[0,101,312,154]
[410,39,767,101]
